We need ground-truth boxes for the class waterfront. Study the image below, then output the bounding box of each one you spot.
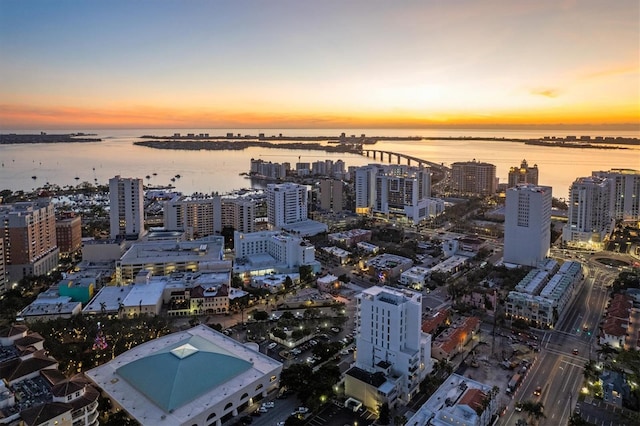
[1,128,638,199]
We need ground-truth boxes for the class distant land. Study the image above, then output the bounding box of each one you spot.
[0,133,101,144]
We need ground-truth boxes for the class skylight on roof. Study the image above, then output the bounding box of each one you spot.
[170,343,199,359]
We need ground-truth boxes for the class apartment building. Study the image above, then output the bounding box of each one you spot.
[563,176,614,249]
[55,212,82,255]
[507,159,539,188]
[266,183,309,229]
[0,199,60,284]
[346,286,432,410]
[450,160,497,196]
[109,175,144,240]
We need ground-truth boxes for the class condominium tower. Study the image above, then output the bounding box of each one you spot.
[508,159,539,188]
[347,286,431,408]
[109,175,144,240]
[503,184,552,267]
[0,200,60,285]
[451,160,497,196]
[562,176,613,249]
[266,183,308,229]
[592,168,640,223]
[354,164,437,224]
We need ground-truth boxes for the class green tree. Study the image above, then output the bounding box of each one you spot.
[253,310,269,321]
[378,402,390,425]
[519,400,545,426]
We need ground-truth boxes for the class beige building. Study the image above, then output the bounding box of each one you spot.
[0,200,59,284]
[451,160,497,196]
[319,179,344,212]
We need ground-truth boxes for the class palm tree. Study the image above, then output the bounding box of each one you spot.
[596,343,618,363]
[519,400,545,426]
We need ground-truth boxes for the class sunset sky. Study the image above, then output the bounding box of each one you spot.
[1,0,638,130]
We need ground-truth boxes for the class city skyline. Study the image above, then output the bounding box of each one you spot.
[1,0,638,130]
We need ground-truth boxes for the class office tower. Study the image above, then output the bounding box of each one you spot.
[592,168,640,223]
[351,286,431,404]
[451,160,497,196]
[0,200,60,284]
[319,179,344,212]
[109,175,145,240]
[508,159,539,188]
[563,176,613,249]
[55,212,82,255]
[504,184,552,266]
[266,183,308,229]
[164,195,222,239]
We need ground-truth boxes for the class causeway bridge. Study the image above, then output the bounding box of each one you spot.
[359,149,450,172]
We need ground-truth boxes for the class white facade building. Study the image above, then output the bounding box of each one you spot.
[234,230,320,275]
[563,176,614,249]
[348,286,432,408]
[592,168,640,224]
[86,325,282,426]
[503,184,552,267]
[266,183,309,229]
[109,175,144,240]
[354,164,436,224]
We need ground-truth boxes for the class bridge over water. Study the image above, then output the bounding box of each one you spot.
[359,149,450,172]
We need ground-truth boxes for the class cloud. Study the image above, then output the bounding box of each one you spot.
[530,88,560,98]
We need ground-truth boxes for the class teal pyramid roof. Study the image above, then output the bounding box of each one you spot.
[116,334,252,411]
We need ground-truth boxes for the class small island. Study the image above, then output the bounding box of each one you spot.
[0,133,102,144]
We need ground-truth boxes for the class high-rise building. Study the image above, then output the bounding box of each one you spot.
[563,176,613,249]
[354,165,378,215]
[451,160,497,196]
[592,168,640,224]
[354,164,436,223]
[164,195,222,239]
[504,184,552,267]
[109,175,144,240]
[55,212,82,255]
[0,200,60,284]
[508,159,539,188]
[346,286,431,408]
[0,238,6,295]
[266,183,308,229]
[319,179,344,212]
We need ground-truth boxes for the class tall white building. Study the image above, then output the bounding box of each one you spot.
[347,286,431,409]
[503,184,552,267]
[266,183,308,229]
[109,175,144,240]
[354,164,435,224]
[563,176,614,249]
[592,168,640,224]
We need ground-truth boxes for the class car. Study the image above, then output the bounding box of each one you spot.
[572,348,579,355]
[533,386,542,396]
[258,407,268,413]
[267,342,278,350]
[262,401,275,409]
[297,407,309,414]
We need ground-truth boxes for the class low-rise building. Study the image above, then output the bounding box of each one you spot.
[400,266,431,290]
[431,317,480,363]
[364,253,414,282]
[505,261,582,328]
[85,325,282,426]
[406,373,498,426]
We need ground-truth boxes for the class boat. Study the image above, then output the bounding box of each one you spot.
[146,175,151,179]
[175,174,181,178]
[31,176,37,179]
[171,178,176,182]
[74,176,80,180]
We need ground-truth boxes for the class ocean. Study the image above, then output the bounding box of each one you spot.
[1,128,638,200]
